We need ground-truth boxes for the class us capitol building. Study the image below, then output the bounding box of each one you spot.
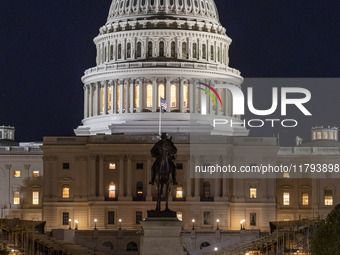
[1,1,340,254]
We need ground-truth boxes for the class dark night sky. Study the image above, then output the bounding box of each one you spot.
[1,1,339,145]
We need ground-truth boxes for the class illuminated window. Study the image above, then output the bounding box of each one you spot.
[325,190,333,206]
[171,41,176,58]
[302,193,309,206]
[109,182,116,199]
[62,185,70,198]
[14,171,21,178]
[123,85,127,110]
[335,132,338,140]
[250,188,257,199]
[159,41,165,57]
[101,88,105,112]
[177,212,183,221]
[283,192,290,206]
[13,192,20,205]
[117,86,121,110]
[146,84,153,108]
[33,191,39,205]
[317,132,322,140]
[108,87,112,111]
[176,186,183,198]
[283,218,290,222]
[171,85,177,108]
[33,171,39,178]
[183,84,189,108]
[109,163,116,170]
[323,131,328,139]
[283,172,290,178]
[330,132,334,140]
[134,85,140,108]
[158,84,165,107]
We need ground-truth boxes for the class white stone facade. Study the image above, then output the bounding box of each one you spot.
[74,0,248,136]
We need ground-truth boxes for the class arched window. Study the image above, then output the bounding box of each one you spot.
[109,181,116,198]
[102,241,114,250]
[183,84,189,108]
[194,0,198,7]
[178,0,183,6]
[120,1,124,9]
[171,41,176,58]
[151,0,155,6]
[123,85,127,110]
[62,185,70,198]
[210,45,214,61]
[148,41,153,58]
[133,0,138,6]
[170,0,174,5]
[146,84,153,108]
[202,44,206,59]
[187,0,191,6]
[126,42,131,58]
[110,45,114,60]
[136,181,143,198]
[142,0,146,5]
[217,46,220,62]
[159,41,165,57]
[127,242,138,251]
[101,88,105,112]
[203,182,210,198]
[182,42,187,59]
[325,188,334,206]
[134,85,140,108]
[136,42,142,58]
[158,84,165,107]
[192,43,197,58]
[200,242,210,249]
[171,85,177,108]
[118,44,122,59]
[126,0,130,7]
[160,0,164,5]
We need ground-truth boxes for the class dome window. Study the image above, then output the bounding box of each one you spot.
[159,41,165,57]
[147,41,153,58]
[187,0,191,6]
[118,44,122,59]
[182,42,187,59]
[133,0,138,6]
[171,41,176,58]
[126,43,132,58]
[120,0,124,9]
[179,0,183,6]
[170,0,174,6]
[201,0,204,9]
[136,42,142,58]
[126,0,130,7]
[160,0,164,5]
[192,42,197,58]
[151,0,155,6]
[210,45,214,61]
[194,0,198,7]
[142,0,146,6]
[202,44,207,59]
[158,85,165,107]
[206,1,209,10]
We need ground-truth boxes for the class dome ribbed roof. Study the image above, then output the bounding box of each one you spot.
[107,0,220,25]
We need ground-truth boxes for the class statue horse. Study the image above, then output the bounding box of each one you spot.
[154,156,172,212]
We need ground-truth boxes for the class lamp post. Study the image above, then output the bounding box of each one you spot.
[216,219,220,230]
[118,219,122,230]
[94,219,97,230]
[214,247,218,255]
[69,219,72,230]
[75,220,79,230]
[192,219,195,230]
[240,219,246,230]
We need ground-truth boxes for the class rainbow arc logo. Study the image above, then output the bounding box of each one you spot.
[197,82,223,107]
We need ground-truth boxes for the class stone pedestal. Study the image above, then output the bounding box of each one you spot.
[140,218,185,255]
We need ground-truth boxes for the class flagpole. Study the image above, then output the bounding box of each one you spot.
[159,103,162,136]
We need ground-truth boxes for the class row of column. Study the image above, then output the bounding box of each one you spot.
[96,37,229,66]
[83,78,234,119]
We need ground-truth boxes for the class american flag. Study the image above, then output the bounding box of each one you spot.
[160,97,167,113]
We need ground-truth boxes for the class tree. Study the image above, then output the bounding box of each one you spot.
[311,204,340,254]
[0,249,9,255]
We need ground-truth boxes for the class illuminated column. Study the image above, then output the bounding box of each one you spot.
[103,81,108,115]
[98,155,104,199]
[152,78,157,112]
[186,158,192,200]
[189,79,194,113]
[89,84,93,117]
[84,85,88,119]
[113,80,117,114]
[129,80,134,113]
[180,78,184,112]
[138,79,143,112]
[109,80,114,114]
[119,155,124,198]
[126,155,132,200]
[146,156,152,201]
[89,155,97,199]
[119,82,123,114]
[166,77,171,112]
[94,82,100,116]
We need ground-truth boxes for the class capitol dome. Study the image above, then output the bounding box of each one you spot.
[74,0,248,137]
